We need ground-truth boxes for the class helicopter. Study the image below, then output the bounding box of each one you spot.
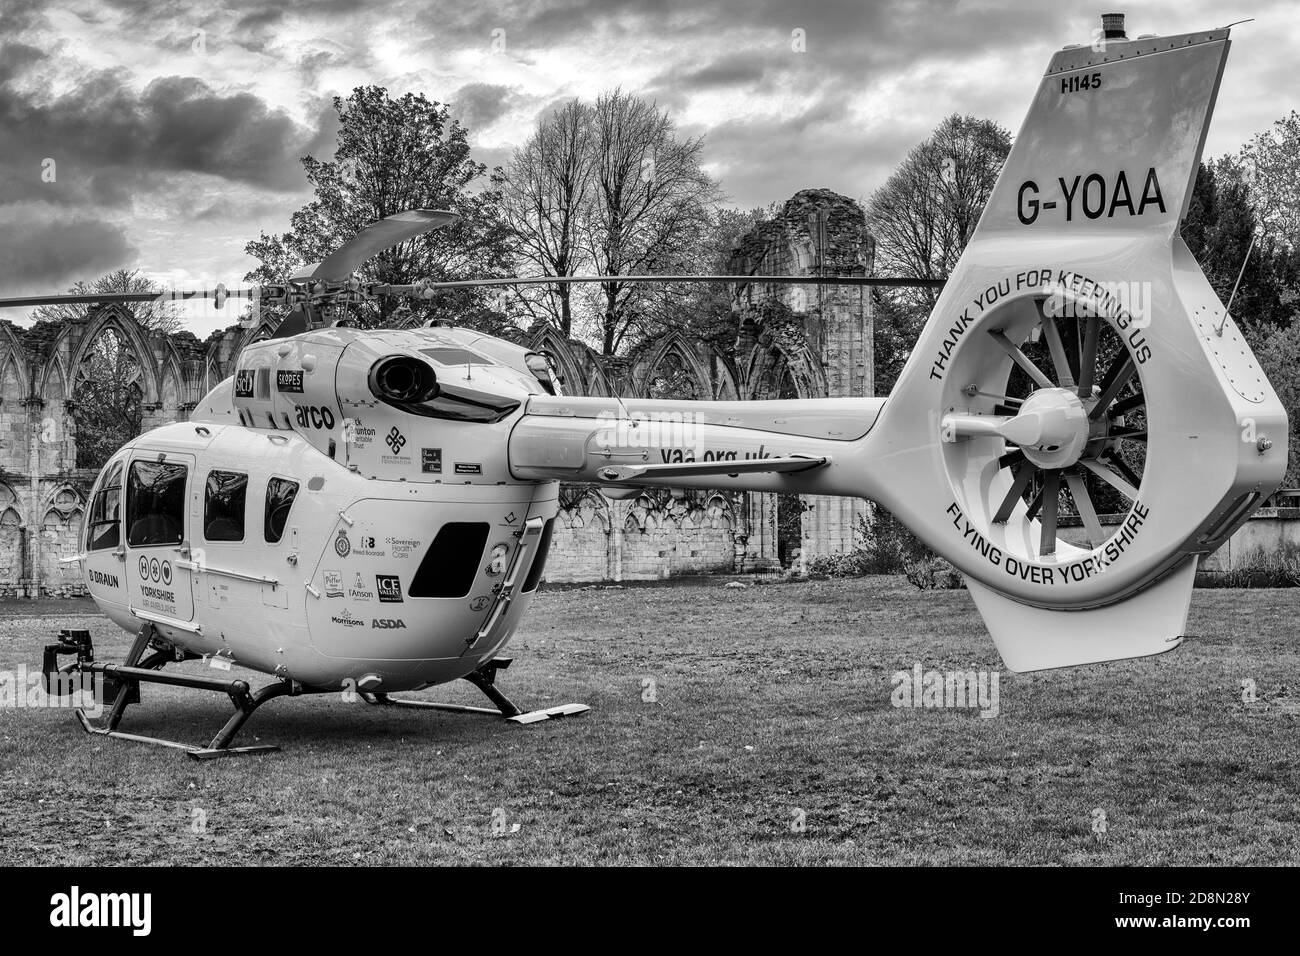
[11,14,1286,758]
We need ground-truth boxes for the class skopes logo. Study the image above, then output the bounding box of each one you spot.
[376,575,403,603]
[50,886,151,936]
[276,369,304,393]
[890,663,1000,718]
[372,618,406,629]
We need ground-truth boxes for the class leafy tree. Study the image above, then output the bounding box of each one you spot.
[245,87,514,330]
[1237,110,1300,248]
[1183,161,1298,332]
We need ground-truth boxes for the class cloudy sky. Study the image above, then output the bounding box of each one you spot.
[1,0,1296,337]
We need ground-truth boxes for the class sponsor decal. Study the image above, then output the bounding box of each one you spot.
[386,427,407,455]
[234,369,255,398]
[323,570,344,598]
[345,418,377,448]
[376,574,403,603]
[334,530,351,557]
[329,609,365,628]
[276,369,304,393]
[421,447,442,474]
[385,536,421,559]
[372,619,406,629]
[354,534,385,558]
[454,462,482,475]
[348,570,374,601]
[88,569,120,589]
[294,404,336,430]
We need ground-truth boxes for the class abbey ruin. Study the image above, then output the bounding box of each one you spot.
[0,189,876,596]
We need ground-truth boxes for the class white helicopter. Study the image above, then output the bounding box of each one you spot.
[14,14,1286,758]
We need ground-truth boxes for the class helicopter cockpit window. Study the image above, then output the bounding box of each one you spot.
[126,461,187,548]
[86,461,124,551]
[264,477,299,544]
[204,470,247,542]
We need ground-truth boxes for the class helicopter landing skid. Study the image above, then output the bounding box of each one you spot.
[43,624,301,760]
[360,657,591,724]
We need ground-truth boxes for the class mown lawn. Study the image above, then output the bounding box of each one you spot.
[0,579,1296,865]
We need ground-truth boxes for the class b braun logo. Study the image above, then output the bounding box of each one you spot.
[376,575,403,603]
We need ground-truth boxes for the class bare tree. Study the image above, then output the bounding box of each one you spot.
[30,268,182,333]
[579,90,720,354]
[502,100,595,336]
[865,114,1011,310]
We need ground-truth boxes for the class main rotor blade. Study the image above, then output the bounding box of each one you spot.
[1038,306,1075,387]
[297,209,461,282]
[390,274,949,291]
[993,464,1036,524]
[988,330,1054,389]
[0,289,255,310]
[1065,470,1105,548]
[1039,469,1060,557]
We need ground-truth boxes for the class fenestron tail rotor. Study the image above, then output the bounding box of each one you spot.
[943,294,1148,558]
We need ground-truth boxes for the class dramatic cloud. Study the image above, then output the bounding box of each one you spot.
[0,217,137,288]
[0,0,1294,337]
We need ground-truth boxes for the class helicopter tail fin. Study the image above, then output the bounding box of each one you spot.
[966,559,1197,672]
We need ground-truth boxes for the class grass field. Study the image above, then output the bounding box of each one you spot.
[0,579,1297,866]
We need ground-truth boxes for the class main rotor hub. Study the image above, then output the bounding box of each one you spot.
[1011,387,1090,470]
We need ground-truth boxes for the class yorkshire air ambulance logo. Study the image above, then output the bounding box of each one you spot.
[334,530,351,558]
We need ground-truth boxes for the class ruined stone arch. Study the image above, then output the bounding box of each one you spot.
[0,324,31,399]
[65,305,159,404]
[739,340,823,400]
[632,330,716,400]
[44,484,83,517]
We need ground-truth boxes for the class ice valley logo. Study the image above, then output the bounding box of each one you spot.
[50,886,151,936]
[376,574,403,603]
